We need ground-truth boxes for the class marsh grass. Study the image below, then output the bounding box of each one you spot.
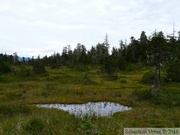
[77,114,99,135]
[0,105,31,117]
[82,74,98,85]
[119,79,127,84]
[0,67,179,134]
[101,73,119,81]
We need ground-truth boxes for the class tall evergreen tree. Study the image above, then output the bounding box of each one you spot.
[62,46,68,65]
[119,40,126,58]
[87,46,97,65]
[139,31,148,62]
[148,31,168,97]
[126,37,140,63]
[96,43,107,65]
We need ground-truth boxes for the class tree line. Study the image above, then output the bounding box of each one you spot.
[1,31,180,79]
[44,31,180,70]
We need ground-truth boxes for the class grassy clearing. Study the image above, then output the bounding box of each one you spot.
[0,66,179,134]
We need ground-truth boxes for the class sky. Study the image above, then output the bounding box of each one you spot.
[0,0,180,58]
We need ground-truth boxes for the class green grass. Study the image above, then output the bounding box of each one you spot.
[0,66,179,134]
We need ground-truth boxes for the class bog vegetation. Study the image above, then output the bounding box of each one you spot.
[0,31,180,134]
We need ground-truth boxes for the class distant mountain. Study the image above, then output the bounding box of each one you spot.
[18,56,30,61]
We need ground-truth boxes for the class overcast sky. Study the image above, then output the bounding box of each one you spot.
[0,0,180,57]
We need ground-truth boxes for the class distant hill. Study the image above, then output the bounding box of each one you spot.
[18,56,30,61]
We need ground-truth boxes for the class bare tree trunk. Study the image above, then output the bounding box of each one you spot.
[154,67,158,86]
[149,67,158,93]
[155,60,161,97]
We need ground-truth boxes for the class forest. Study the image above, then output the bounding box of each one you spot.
[1,31,180,86]
[0,30,180,134]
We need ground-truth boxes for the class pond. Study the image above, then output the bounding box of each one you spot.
[36,102,132,117]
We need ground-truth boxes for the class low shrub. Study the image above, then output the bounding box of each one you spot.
[0,105,31,117]
[50,63,60,69]
[33,61,46,74]
[141,71,154,84]
[118,58,127,70]
[102,74,118,81]
[73,64,89,72]
[0,61,11,74]
[23,117,44,135]
[132,89,153,101]
[83,74,97,85]
[19,66,32,77]
[166,60,180,82]
[0,75,9,82]
[119,79,127,84]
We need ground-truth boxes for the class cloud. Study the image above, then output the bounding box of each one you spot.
[0,0,180,57]
[26,21,88,30]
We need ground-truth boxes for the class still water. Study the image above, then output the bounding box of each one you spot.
[36,102,132,117]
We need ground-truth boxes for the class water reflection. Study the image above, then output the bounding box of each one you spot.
[36,102,132,117]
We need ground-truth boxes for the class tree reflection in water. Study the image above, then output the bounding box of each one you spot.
[36,102,132,117]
